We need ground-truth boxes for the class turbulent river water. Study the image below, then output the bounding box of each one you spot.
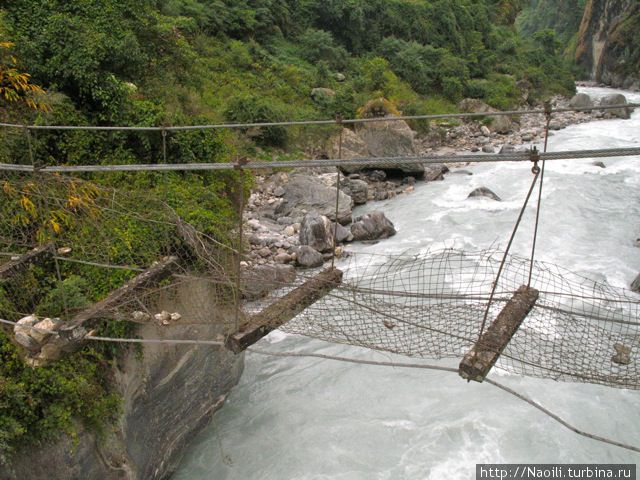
[173,87,640,480]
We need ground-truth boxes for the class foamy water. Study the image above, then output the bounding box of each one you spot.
[173,88,640,480]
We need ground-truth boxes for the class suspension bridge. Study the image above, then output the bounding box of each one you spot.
[1,101,640,452]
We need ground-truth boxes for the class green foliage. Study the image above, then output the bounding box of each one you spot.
[298,28,349,70]
[0,331,120,464]
[466,73,520,109]
[517,0,587,50]
[225,95,289,147]
[34,276,90,319]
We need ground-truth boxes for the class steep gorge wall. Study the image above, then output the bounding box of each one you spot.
[576,0,640,88]
[1,281,244,480]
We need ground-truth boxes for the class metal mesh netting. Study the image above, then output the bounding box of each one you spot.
[0,173,241,334]
[279,249,640,390]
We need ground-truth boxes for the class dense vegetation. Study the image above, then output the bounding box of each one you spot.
[0,0,580,464]
[517,0,587,55]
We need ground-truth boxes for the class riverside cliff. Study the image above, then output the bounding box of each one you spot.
[0,282,244,480]
[576,0,640,89]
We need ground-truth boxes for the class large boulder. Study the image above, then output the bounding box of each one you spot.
[351,211,397,241]
[343,178,369,205]
[600,93,632,119]
[242,264,296,299]
[569,93,594,110]
[328,117,424,176]
[491,115,513,134]
[275,174,353,224]
[296,246,325,268]
[468,187,501,201]
[299,212,334,253]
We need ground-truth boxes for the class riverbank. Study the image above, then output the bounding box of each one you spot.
[241,89,634,283]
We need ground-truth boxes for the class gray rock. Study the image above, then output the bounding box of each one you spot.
[334,73,346,82]
[328,119,423,176]
[593,161,606,169]
[482,145,495,153]
[452,170,473,176]
[369,170,387,182]
[351,211,397,241]
[242,264,296,299]
[275,174,353,224]
[491,115,513,134]
[521,133,534,142]
[299,212,334,253]
[631,272,640,293]
[357,118,421,173]
[600,93,632,119]
[480,125,491,136]
[347,178,369,205]
[274,252,293,264]
[277,217,293,227]
[499,144,516,154]
[332,221,353,243]
[273,186,285,197]
[468,187,501,201]
[296,246,325,268]
[424,163,449,182]
[569,93,594,110]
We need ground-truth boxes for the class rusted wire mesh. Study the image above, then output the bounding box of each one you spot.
[278,249,640,390]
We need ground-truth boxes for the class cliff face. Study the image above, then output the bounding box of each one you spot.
[576,0,640,89]
[1,280,244,480]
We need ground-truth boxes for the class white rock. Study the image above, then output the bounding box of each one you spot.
[170,312,182,322]
[132,311,151,322]
[31,318,61,344]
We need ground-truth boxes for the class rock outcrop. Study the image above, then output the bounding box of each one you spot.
[2,279,244,480]
[576,0,640,89]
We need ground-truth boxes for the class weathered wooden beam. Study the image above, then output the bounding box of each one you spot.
[459,285,539,383]
[0,243,54,281]
[226,267,343,353]
[60,256,179,334]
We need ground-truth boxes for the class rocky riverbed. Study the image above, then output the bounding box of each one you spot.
[240,91,636,298]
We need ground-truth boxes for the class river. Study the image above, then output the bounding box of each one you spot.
[173,87,640,480]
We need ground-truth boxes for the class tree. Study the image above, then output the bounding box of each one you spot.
[0,41,49,114]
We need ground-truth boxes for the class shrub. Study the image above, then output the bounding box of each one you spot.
[224,95,289,147]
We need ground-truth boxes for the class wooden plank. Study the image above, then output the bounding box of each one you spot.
[459,285,539,383]
[0,243,54,281]
[226,267,343,353]
[60,256,179,334]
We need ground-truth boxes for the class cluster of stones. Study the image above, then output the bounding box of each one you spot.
[13,315,88,366]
